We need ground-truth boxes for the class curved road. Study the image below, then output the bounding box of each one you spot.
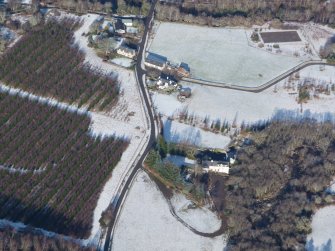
[102,6,334,249]
[183,61,334,92]
[102,1,158,251]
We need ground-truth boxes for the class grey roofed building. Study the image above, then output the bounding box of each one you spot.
[146,52,168,67]
[179,87,192,98]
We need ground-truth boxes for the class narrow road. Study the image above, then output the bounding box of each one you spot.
[102,1,158,250]
[183,61,334,93]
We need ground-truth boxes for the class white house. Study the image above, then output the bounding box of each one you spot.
[208,163,229,174]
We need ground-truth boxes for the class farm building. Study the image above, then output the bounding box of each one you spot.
[145,52,167,70]
[196,149,236,174]
[178,62,191,77]
[117,46,136,59]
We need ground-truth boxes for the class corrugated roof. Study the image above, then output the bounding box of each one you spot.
[146,52,167,66]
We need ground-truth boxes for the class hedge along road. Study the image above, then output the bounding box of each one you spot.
[182,60,334,93]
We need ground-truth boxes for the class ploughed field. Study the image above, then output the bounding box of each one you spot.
[0,92,128,238]
[0,19,119,111]
[260,31,302,43]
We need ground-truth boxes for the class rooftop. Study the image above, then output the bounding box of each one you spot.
[146,52,168,66]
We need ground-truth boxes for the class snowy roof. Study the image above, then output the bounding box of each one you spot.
[122,19,132,24]
[146,52,167,66]
[118,45,136,54]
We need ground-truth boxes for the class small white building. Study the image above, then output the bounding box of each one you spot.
[208,163,229,174]
[117,46,136,59]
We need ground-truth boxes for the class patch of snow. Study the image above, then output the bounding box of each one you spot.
[170,193,222,233]
[0,83,89,115]
[0,165,46,174]
[149,22,304,86]
[0,219,91,247]
[111,57,133,68]
[163,118,231,149]
[164,155,195,167]
[306,206,335,251]
[113,170,227,251]
[0,26,16,41]
[152,64,335,126]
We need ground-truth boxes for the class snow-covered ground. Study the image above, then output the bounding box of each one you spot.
[0,164,46,174]
[112,170,227,251]
[0,219,91,247]
[72,14,150,245]
[165,154,195,167]
[153,65,335,126]
[301,22,335,56]
[306,206,335,251]
[163,118,231,149]
[149,22,304,86]
[111,57,133,68]
[170,193,222,233]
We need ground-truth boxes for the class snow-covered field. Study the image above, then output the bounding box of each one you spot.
[171,193,222,233]
[112,170,227,251]
[165,154,195,167]
[306,206,335,251]
[111,57,133,68]
[153,65,335,126]
[163,118,231,149]
[149,22,304,86]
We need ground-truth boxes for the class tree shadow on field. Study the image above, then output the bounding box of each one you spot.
[0,193,89,239]
[163,119,202,146]
[306,238,332,251]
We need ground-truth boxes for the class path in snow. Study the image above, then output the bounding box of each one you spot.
[72,14,150,245]
[153,64,335,127]
[112,170,227,251]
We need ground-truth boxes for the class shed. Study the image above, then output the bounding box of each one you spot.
[179,87,191,98]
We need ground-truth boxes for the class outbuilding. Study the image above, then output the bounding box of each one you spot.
[145,52,167,71]
[179,87,191,98]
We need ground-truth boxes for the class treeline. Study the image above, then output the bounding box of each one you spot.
[46,0,151,15]
[220,121,335,250]
[0,18,119,111]
[0,226,96,251]
[156,0,335,26]
[0,92,128,238]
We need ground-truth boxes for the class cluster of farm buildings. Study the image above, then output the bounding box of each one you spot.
[144,52,192,98]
